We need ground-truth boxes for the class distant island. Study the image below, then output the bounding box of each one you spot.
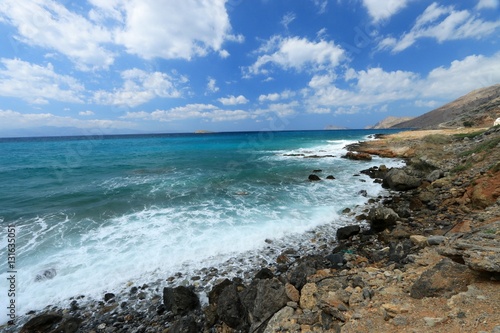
[194,130,216,134]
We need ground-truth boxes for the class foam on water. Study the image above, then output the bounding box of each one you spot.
[0,130,405,324]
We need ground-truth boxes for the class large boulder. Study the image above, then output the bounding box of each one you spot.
[342,151,372,161]
[163,286,200,315]
[383,168,422,191]
[21,314,63,333]
[216,283,249,331]
[336,225,361,241]
[410,258,475,299]
[368,207,399,232]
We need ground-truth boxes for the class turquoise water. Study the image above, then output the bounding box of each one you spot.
[0,130,402,320]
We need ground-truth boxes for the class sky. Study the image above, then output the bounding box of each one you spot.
[0,0,499,136]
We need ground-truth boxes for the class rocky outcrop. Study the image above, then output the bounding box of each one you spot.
[382,168,421,191]
[163,286,200,316]
[342,151,372,161]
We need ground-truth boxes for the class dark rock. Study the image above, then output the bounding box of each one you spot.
[388,240,412,265]
[383,168,422,191]
[61,317,82,333]
[217,284,248,330]
[358,189,368,197]
[255,267,274,280]
[104,293,115,303]
[336,225,361,241]
[368,206,399,232]
[20,313,63,333]
[342,151,373,161]
[326,175,336,180]
[208,279,232,305]
[169,315,199,333]
[287,256,330,290]
[361,165,388,179]
[308,174,321,181]
[313,169,323,173]
[163,286,200,315]
[325,253,346,268]
[410,258,475,299]
[240,278,289,333]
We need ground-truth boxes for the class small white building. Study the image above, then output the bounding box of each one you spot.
[495,117,500,126]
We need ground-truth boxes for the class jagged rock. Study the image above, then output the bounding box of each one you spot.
[240,278,289,332]
[169,315,199,333]
[208,279,232,305]
[217,284,248,330]
[336,225,361,240]
[383,168,422,191]
[325,253,346,268]
[287,256,330,290]
[410,235,428,247]
[163,286,200,315]
[255,267,274,280]
[368,206,399,232]
[20,313,63,333]
[308,174,321,181]
[263,306,296,333]
[299,283,318,310]
[410,258,475,299]
[426,169,443,182]
[343,151,373,161]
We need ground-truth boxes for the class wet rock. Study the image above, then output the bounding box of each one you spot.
[20,313,63,333]
[410,258,475,299]
[325,253,346,268]
[170,315,199,333]
[208,279,232,305]
[255,267,274,280]
[35,268,57,282]
[343,151,373,161]
[104,293,115,303]
[336,225,361,240]
[383,168,422,191]
[163,286,200,315]
[287,256,330,290]
[368,206,399,232]
[308,174,321,181]
[61,317,82,333]
[326,175,336,180]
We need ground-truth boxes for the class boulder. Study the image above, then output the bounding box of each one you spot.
[383,168,422,191]
[368,207,399,232]
[410,258,475,299]
[20,313,63,333]
[287,256,330,290]
[343,151,372,161]
[336,225,361,240]
[308,174,321,181]
[217,284,248,330]
[169,315,199,333]
[163,286,200,315]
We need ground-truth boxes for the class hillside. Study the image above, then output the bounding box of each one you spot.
[367,116,414,129]
[393,84,500,129]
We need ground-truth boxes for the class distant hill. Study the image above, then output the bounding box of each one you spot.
[367,116,414,129]
[393,84,500,129]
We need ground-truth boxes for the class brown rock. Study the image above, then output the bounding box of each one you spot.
[299,283,318,310]
[285,283,300,303]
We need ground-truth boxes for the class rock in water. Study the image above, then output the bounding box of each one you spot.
[163,286,200,315]
[35,268,57,282]
[308,174,321,181]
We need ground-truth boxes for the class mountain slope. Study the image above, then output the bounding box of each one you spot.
[393,84,500,129]
[367,116,414,129]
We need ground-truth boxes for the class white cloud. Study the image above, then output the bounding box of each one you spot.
[0,58,84,104]
[0,0,114,71]
[122,104,251,122]
[254,102,299,118]
[93,69,186,108]
[206,77,220,94]
[281,12,296,30]
[379,3,500,53]
[311,0,328,14]
[218,95,249,105]
[476,0,499,9]
[362,0,409,22]
[305,52,500,112]
[113,0,234,60]
[258,90,296,102]
[248,36,345,75]
[0,109,133,129]
[79,110,95,116]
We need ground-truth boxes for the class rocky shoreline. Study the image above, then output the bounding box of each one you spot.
[6,127,500,333]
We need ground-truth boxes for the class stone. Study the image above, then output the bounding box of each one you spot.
[255,268,274,280]
[169,315,199,333]
[263,306,295,333]
[61,317,82,333]
[423,317,445,327]
[308,174,321,181]
[427,235,445,245]
[299,283,318,310]
[368,206,399,232]
[104,293,115,303]
[34,268,57,282]
[287,256,329,290]
[208,279,232,305]
[216,284,248,330]
[20,313,63,333]
[410,258,475,299]
[426,169,443,182]
[325,253,346,268]
[343,151,372,161]
[163,286,200,315]
[410,235,428,247]
[383,168,422,191]
[336,225,361,240]
[285,283,300,303]
[326,175,336,180]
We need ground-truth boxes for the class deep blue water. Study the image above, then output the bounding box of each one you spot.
[0,129,403,320]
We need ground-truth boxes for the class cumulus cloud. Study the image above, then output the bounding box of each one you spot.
[122,104,251,122]
[306,52,500,111]
[258,90,296,103]
[218,95,249,105]
[206,77,220,94]
[362,0,409,22]
[248,35,345,76]
[79,110,95,116]
[113,0,235,60]
[378,3,500,53]
[0,109,133,129]
[93,69,187,108]
[0,58,84,104]
[0,0,115,71]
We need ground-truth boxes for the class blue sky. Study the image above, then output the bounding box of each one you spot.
[0,0,499,136]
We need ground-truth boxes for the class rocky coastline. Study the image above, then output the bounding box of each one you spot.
[6,127,500,333]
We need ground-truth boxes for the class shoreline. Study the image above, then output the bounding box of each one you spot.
[5,127,500,333]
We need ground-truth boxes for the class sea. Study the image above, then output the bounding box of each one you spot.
[0,129,404,324]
